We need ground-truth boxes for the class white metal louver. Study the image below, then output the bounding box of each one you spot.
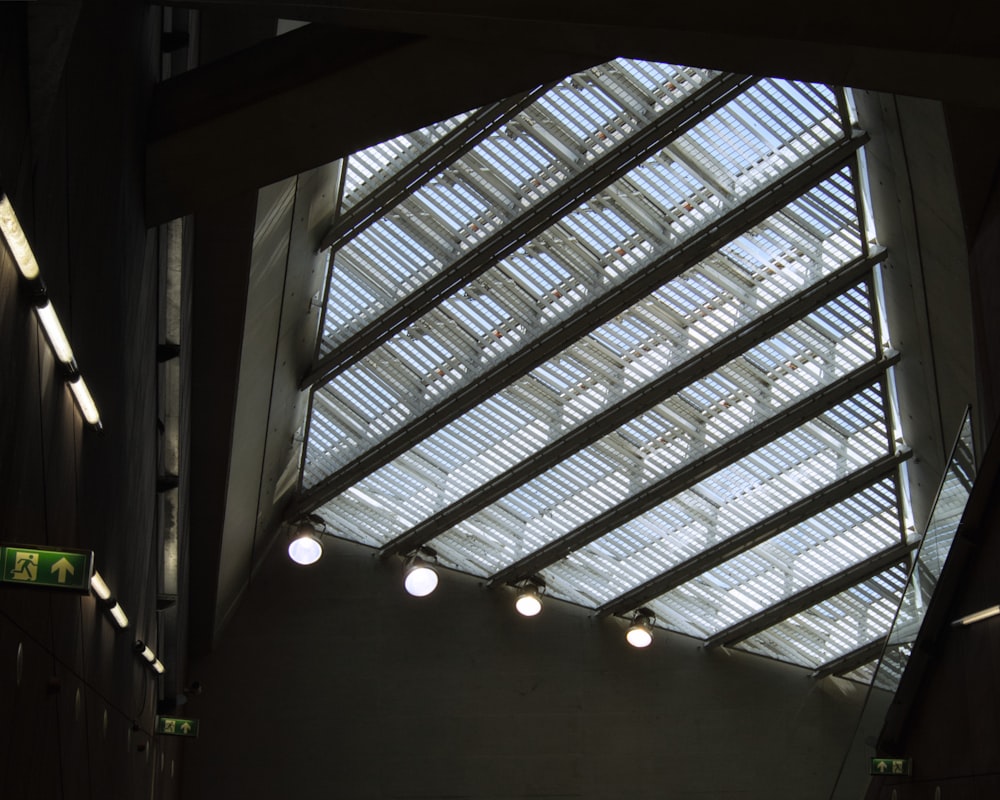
[297,57,914,678]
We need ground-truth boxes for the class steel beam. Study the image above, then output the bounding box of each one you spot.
[302,72,755,389]
[375,262,888,560]
[317,84,555,254]
[483,354,897,584]
[289,131,867,520]
[811,636,888,680]
[599,448,910,618]
[704,543,914,648]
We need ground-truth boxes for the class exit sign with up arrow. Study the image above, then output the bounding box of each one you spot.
[0,544,93,593]
[156,716,200,738]
[869,757,911,776]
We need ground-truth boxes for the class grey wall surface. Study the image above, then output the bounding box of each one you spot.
[183,535,868,800]
[0,3,183,798]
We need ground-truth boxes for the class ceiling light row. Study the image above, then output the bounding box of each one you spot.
[286,520,656,647]
[0,192,101,428]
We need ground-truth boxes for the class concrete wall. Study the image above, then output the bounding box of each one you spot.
[0,3,182,798]
[183,535,868,800]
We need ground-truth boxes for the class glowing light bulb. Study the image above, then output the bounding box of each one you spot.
[288,533,322,565]
[404,561,438,597]
[626,614,654,648]
[515,588,542,617]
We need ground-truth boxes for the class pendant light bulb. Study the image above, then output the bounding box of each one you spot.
[287,519,325,565]
[404,557,438,597]
[515,587,542,617]
[626,611,655,648]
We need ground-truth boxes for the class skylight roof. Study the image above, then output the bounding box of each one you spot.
[297,58,914,678]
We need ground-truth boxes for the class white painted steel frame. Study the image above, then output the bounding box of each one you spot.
[299,58,909,673]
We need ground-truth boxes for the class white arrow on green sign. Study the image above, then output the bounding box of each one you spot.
[156,716,200,738]
[869,757,911,776]
[0,544,93,592]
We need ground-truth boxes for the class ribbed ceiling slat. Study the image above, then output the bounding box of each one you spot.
[320,61,719,354]
[296,58,916,676]
[303,166,862,489]
[732,562,909,668]
[488,384,891,602]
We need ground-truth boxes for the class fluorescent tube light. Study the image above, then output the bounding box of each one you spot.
[152,660,165,675]
[35,300,75,365]
[91,571,112,600]
[68,375,101,427]
[951,605,1000,627]
[0,193,41,280]
[108,601,129,630]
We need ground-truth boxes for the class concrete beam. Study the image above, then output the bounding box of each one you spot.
[162,1,1000,106]
[146,23,608,223]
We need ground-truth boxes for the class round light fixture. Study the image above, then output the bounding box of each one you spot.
[626,611,655,648]
[287,518,325,565]
[288,533,322,565]
[404,558,438,597]
[515,587,542,617]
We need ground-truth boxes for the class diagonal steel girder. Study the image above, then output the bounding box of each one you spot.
[290,130,867,520]
[377,258,888,561]
[483,355,898,585]
[300,72,755,390]
[318,82,557,254]
[811,636,888,680]
[704,542,914,648]
[599,448,911,618]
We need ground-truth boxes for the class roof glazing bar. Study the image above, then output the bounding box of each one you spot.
[291,133,866,519]
[703,543,914,648]
[599,449,910,618]
[319,84,555,253]
[301,73,754,389]
[482,355,897,584]
[811,636,887,680]
[374,260,884,559]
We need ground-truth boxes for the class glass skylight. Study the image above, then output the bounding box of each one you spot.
[734,561,909,668]
[298,57,913,677]
[303,167,863,489]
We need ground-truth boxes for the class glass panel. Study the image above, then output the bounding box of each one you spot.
[298,60,918,678]
[341,112,472,210]
[532,386,890,608]
[869,411,974,687]
[316,74,841,358]
[429,290,879,579]
[314,285,877,554]
[303,167,861,489]
[734,561,909,667]
[827,410,974,798]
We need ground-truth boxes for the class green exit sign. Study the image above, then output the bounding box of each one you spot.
[869,757,911,776]
[156,716,199,738]
[0,544,93,592]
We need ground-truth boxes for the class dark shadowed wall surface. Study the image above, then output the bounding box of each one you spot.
[0,3,182,798]
[182,535,867,800]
